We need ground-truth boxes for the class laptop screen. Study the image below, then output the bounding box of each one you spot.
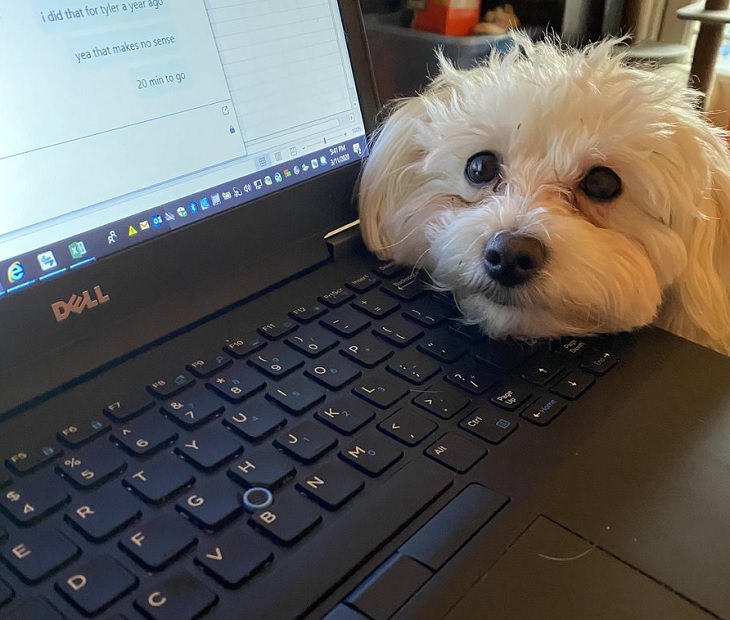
[0,0,368,297]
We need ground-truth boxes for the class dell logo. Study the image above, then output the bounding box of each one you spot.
[51,285,110,322]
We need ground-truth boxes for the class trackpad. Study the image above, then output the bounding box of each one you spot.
[446,516,711,619]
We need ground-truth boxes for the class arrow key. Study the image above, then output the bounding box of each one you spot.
[550,371,595,400]
[378,407,438,446]
[196,528,273,587]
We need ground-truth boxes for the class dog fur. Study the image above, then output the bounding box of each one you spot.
[359,35,730,355]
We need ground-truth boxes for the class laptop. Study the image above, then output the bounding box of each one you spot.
[1,2,729,619]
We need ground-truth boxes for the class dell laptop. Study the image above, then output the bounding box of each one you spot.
[1,2,730,619]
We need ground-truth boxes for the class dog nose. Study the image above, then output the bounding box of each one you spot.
[484,232,546,287]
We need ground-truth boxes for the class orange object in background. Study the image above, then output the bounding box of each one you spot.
[410,0,481,36]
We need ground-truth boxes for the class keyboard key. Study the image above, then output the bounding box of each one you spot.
[161,386,225,429]
[195,528,273,587]
[297,461,364,510]
[258,318,298,340]
[274,421,337,463]
[57,418,110,448]
[228,450,296,489]
[124,454,195,504]
[448,323,484,343]
[474,338,535,371]
[289,302,328,323]
[319,286,355,307]
[248,344,303,378]
[347,554,432,620]
[175,425,242,470]
[418,331,468,363]
[551,371,595,400]
[286,325,339,357]
[111,416,178,457]
[2,528,79,584]
[460,408,518,444]
[305,352,361,390]
[314,396,375,435]
[347,273,381,293]
[176,478,242,530]
[186,352,231,378]
[373,317,423,347]
[340,432,403,476]
[250,490,322,545]
[4,598,64,620]
[207,365,266,402]
[147,372,194,399]
[378,407,438,446]
[402,296,454,328]
[373,261,405,278]
[0,476,69,525]
[320,307,371,337]
[521,396,567,426]
[381,272,428,301]
[103,391,155,422]
[56,442,126,489]
[5,444,62,475]
[341,334,393,367]
[267,375,326,414]
[223,333,267,358]
[386,350,441,385]
[222,398,287,442]
[65,485,141,541]
[56,555,138,616]
[351,291,400,318]
[551,337,591,357]
[399,484,508,570]
[521,355,564,385]
[135,571,217,620]
[425,433,486,473]
[120,515,197,571]
[353,372,410,408]
[489,382,532,411]
[445,362,499,395]
[581,349,618,375]
[412,387,470,420]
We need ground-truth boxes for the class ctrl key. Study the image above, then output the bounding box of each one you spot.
[135,572,218,620]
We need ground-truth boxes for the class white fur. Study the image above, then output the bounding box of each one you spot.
[359,35,730,355]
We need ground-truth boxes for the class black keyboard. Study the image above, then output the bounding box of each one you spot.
[0,266,621,619]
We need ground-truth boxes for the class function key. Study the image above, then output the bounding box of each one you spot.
[289,302,327,323]
[412,388,470,420]
[373,261,405,278]
[5,444,62,475]
[186,352,232,378]
[207,365,266,402]
[381,272,428,301]
[258,318,298,340]
[103,391,155,422]
[147,372,194,399]
[351,291,400,319]
[346,273,381,293]
[550,371,595,400]
[521,396,566,426]
[223,333,267,358]
[319,287,355,308]
[424,433,486,473]
[57,419,110,448]
[460,408,518,444]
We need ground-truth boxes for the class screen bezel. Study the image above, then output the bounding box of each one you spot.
[0,1,380,416]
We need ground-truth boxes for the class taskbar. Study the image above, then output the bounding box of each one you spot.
[0,135,368,298]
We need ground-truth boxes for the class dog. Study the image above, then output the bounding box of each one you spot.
[359,35,730,356]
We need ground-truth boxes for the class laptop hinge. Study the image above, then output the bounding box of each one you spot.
[325,221,365,259]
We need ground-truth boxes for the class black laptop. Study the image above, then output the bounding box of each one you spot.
[1,3,730,619]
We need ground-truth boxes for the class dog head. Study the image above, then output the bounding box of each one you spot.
[359,36,730,352]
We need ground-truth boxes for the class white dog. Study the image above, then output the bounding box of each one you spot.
[359,36,730,355]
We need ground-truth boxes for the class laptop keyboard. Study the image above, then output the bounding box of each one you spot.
[0,266,621,619]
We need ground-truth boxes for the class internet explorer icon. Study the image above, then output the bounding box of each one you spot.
[7,261,25,283]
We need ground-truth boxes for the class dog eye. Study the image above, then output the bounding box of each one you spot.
[465,151,501,185]
[581,166,622,201]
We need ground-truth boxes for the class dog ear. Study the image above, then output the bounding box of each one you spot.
[657,109,730,354]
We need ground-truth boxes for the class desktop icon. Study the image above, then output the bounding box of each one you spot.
[188,201,199,214]
[128,225,138,236]
[320,156,327,166]
[222,191,233,201]
[253,179,263,190]
[283,168,292,178]
[139,220,150,232]
[68,241,87,259]
[164,212,176,222]
[274,173,283,183]
[107,230,118,244]
[293,165,301,175]
[177,206,188,218]
[302,163,310,172]
[311,159,319,169]
[200,197,211,210]
[151,214,164,228]
[264,176,273,186]
[233,187,243,198]
[211,193,221,206]
[7,261,25,283]
[37,251,57,271]
[353,142,362,155]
